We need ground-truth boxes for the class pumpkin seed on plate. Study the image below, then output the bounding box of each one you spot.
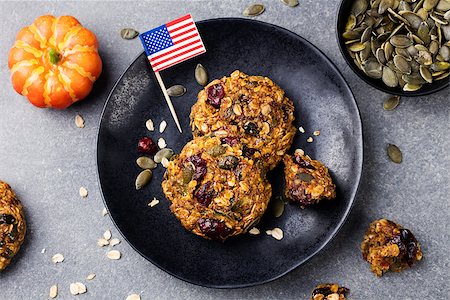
[243,4,265,16]
[296,172,314,182]
[387,144,403,163]
[154,148,174,163]
[120,28,139,40]
[167,85,186,97]
[136,156,157,169]
[383,95,401,110]
[195,64,208,86]
[135,169,152,190]
[272,196,285,218]
[75,114,85,128]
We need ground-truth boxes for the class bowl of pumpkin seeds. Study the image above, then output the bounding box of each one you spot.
[337,0,450,96]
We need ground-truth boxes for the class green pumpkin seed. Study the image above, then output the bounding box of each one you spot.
[218,156,239,170]
[166,85,186,97]
[206,145,227,157]
[403,83,422,91]
[296,172,314,182]
[120,28,139,40]
[243,4,265,16]
[383,95,401,110]
[419,65,433,82]
[382,66,399,87]
[280,0,299,7]
[136,157,157,169]
[424,0,440,11]
[351,0,368,17]
[346,14,357,31]
[387,144,402,163]
[135,170,152,190]
[182,164,194,184]
[195,64,208,86]
[154,148,174,163]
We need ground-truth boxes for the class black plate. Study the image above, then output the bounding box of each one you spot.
[336,0,450,97]
[97,18,363,288]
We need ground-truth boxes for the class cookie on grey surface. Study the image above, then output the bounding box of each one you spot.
[0,180,26,270]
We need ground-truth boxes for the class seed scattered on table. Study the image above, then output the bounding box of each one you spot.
[75,114,85,128]
[102,207,108,217]
[41,248,46,254]
[159,120,167,133]
[86,273,96,280]
[135,169,152,190]
[103,230,112,241]
[387,144,403,164]
[52,253,64,264]
[281,0,299,7]
[145,119,154,131]
[313,130,321,136]
[107,250,121,260]
[167,84,187,97]
[49,285,58,299]
[110,238,121,246]
[249,227,260,235]
[97,238,109,247]
[383,95,401,111]
[158,137,167,149]
[307,137,313,143]
[79,187,88,198]
[195,64,208,86]
[295,148,305,156]
[126,294,141,300]
[69,282,87,295]
[299,126,305,133]
[148,197,160,207]
[243,3,265,16]
[120,28,139,40]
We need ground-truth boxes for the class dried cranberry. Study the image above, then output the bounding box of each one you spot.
[293,155,315,170]
[242,145,256,158]
[391,229,419,266]
[220,137,238,146]
[207,84,225,108]
[137,137,158,155]
[243,122,259,136]
[197,218,232,241]
[194,182,215,206]
[186,155,207,181]
[291,186,312,206]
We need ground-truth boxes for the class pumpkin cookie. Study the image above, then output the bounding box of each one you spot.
[162,136,272,241]
[0,181,26,270]
[283,150,336,206]
[310,283,349,300]
[361,219,423,276]
[190,70,296,170]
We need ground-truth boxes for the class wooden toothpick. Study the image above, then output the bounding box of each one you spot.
[154,72,182,133]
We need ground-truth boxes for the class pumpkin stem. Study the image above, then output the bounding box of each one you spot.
[48,49,61,65]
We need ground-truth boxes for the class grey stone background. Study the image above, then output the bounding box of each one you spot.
[0,0,449,299]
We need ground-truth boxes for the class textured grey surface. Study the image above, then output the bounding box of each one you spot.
[0,0,448,299]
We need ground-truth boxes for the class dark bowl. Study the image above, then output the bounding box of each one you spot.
[336,0,449,97]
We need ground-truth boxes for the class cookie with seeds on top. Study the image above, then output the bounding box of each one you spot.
[162,136,272,241]
[0,180,26,270]
[190,70,296,170]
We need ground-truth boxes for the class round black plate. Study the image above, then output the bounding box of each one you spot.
[97,18,363,288]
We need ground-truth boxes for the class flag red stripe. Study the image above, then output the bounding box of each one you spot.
[166,14,192,27]
[151,44,204,68]
[150,38,201,61]
[170,26,196,40]
[154,49,206,72]
[168,21,195,34]
[172,32,199,45]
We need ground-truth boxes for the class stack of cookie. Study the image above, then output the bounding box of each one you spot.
[162,70,296,241]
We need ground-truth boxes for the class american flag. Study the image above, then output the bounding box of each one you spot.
[139,14,206,72]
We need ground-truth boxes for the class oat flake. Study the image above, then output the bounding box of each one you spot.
[49,285,58,298]
[52,253,64,264]
[102,207,108,216]
[103,230,112,241]
[159,120,167,133]
[313,130,321,136]
[148,198,160,207]
[271,228,284,240]
[249,227,260,235]
[107,250,121,260]
[110,238,121,246]
[306,137,313,143]
[86,273,96,280]
[75,114,85,128]
[158,138,167,149]
[79,187,88,198]
[161,157,169,168]
[299,126,305,133]
[97,238,109,247]
[145,119,154,131]
[126,294,141,300]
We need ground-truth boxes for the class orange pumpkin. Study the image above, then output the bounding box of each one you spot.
[8,15,102,109]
